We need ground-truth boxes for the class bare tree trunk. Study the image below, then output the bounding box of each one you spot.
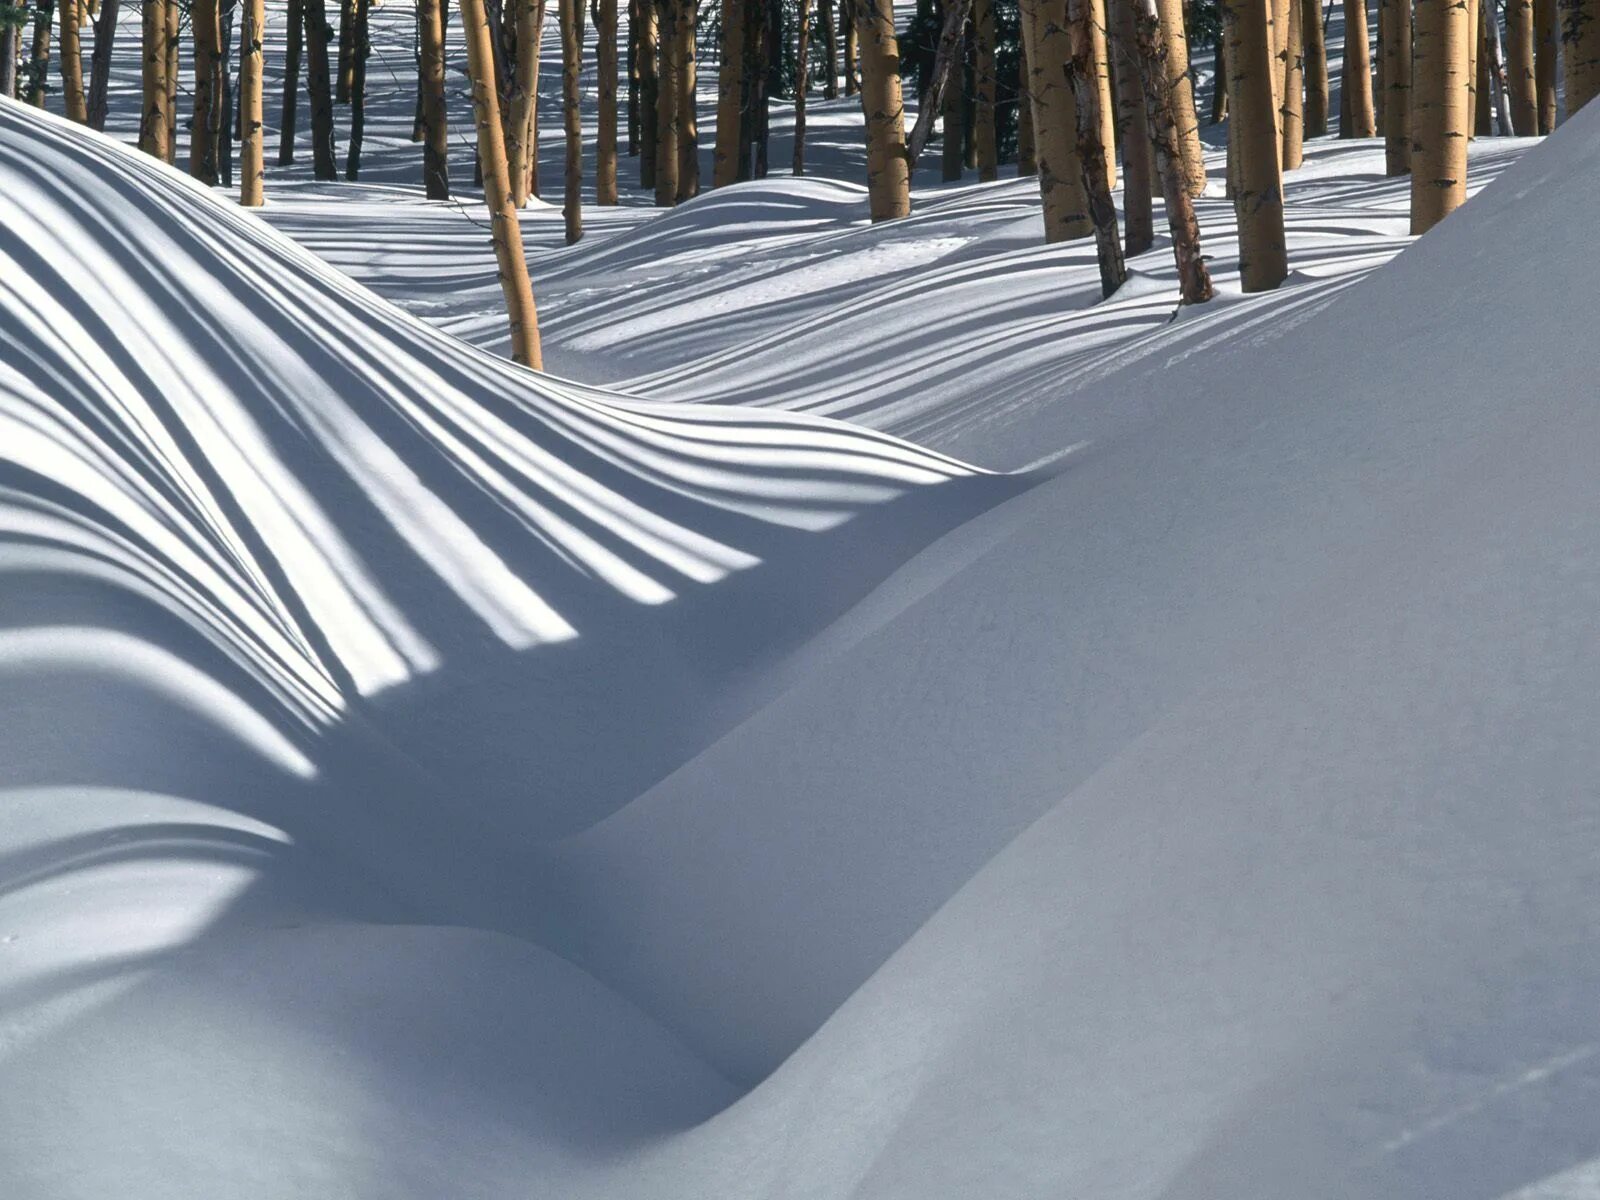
[164,0,178,156]
[677,0,698,197]
[507,0,539,203]
[655,0,681,201]
[641,0,660,182]
[1020,0,1091,238]
[561,0,583,237]
[1109,0,1152,254]
[821,0,838,95]
[192,0,223,180]
[1210,29,1227,122]
[419,0,450,193]
[1016,30,1036,172]
[57,0,85,121]
[1281,0,1303,167]
[1411,0,1470,231]
[1380,0,1409,170]
[25,0,53,107]
[1302,0,1326,132]
[597,0,619,200]
[240,0,265,203]
[86,0,119,128]
[940,15,965,179]
[461,0,544,365]
[1066,0,1124,294]
[1560,0,1600,113]
[713,0,745,183]
[843,0,858,92]
[0,24,16,98]
[1342,0,1375,133]
[795,0,812,172]
[1534,0,1556,129]
[1224,0,1287,289]
[141,0,167,153]
[336,0,354,100]
[1152,0,1203,191]
[1485,0,1514,130]
[279,0,302,164]
[1472,0,1488,132]
[1504,0,1538,129]
[1133,0,1212,300]
[973,0,997,177]
[345,0,368,177]
[304,0,338,176]
[907,0,973,163]
[852,0,910,217]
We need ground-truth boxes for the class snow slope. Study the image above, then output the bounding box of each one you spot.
[7,35,1600,1200]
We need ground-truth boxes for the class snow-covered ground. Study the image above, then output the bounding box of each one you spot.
[6,4,1600,1197]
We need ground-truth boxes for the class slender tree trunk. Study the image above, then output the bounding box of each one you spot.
[1534,0,1556,129]
[1154,0,1204,192]
[1561,0,1600,112]
[1020,0,1090,238]
[1341,0,1375,133]
[907,0,973,163]
[973,0,997,177]
[507,0,538,203]
[628,0,639,152]
[1380,0,1409,170]
[240,0,265,203]
[57,0,85,121]
[141,0,167,152]
[336,0,354,100]
[191,0,223,180]
[164,0,178,156]
[795,0,812,173]
[1302,0,1327,132]
[1066,0,1124,294]
[597,0,619,200]
[655,0,681,201]
[1411,0,1470,231]
[1017,29,1037,171]
[941,16,965,179]
[640,0,659,184]
[561,0,583,236]
[1224,0,1287,288]
[843,0,858,92]
[821,0,838,95]
[345,0,368,177]
[304,0,338,176]
[677,0,698,197]
[755,0,778,175]
[1109,0,1152,253]
[1474,0,1491,131]
[1133,0,1212,299]
[1485,0,1514,129]
[460,0,543,365]
[279,0,302,164]
[86,0,119,129]
[1087,0,1116,189]
[1281,0,1303,167]
[26,0,52,107]
[1210,30,1228,121]
[1504,0,1537,129]
[852,0,911,217]
[713,0,745,182]
[220,0,237,186]
[0,25,16,98]
[419,0,450,193]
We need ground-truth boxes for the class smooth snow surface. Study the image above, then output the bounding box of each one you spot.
[6,17,1600,1200]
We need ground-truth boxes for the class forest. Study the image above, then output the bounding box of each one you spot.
[3,0,1600,1195]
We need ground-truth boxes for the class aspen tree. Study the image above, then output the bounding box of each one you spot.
[677,2,698,197]
[640,0,658,185]
[795,0,813,173]
[1380,0,1409,171]
[507,0,540,204]
[852,0,911,218]
[0,17,15,98]
[1343,0,1376,133]
[713,0,744,184]
[561,0,582,238]
[56,0,84,121]
[821,0,838,95]
[1021,0,1090,237]
[1411,0,1469,231]
[1089,0,1117,190]
[598,0,619,202]
[628,0,641,150]
[192,0,223,180]
[1109,0,1152,254]
[164,0,178,156]
[240,0,265,204]
[1473,0,1490,131]
[941,18,965,180]
[419,0,450,195]
[460,0,543,365]
[1534,0,1556,129]
[304,0,338,177]
[1017,32,1036,172]
[1302,0,1327,132]
[25,0,52,107]
[1210,32,1228,120]
[85,0,119,129]
[974,0,997,178]
[1224,0,1287,289]
[655,0,681,202]
[1559,0,1598,112]
[1155,0,1204,192]
[345,0,368,178]
[1133,0,1213,300]
[1485,0,1514,128]
[1281,0,1303,168]
[1505,0,1537,129]
[336,0,354,100]
[141,0,167,155]
[907,0,973,164]
[843,0,857,92]
[279,0,301,164]
[1067,0,1123,294]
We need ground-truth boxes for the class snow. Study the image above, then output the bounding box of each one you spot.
[6,2,1600,1196]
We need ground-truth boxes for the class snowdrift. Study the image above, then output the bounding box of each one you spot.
[7,91,1600,1200]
